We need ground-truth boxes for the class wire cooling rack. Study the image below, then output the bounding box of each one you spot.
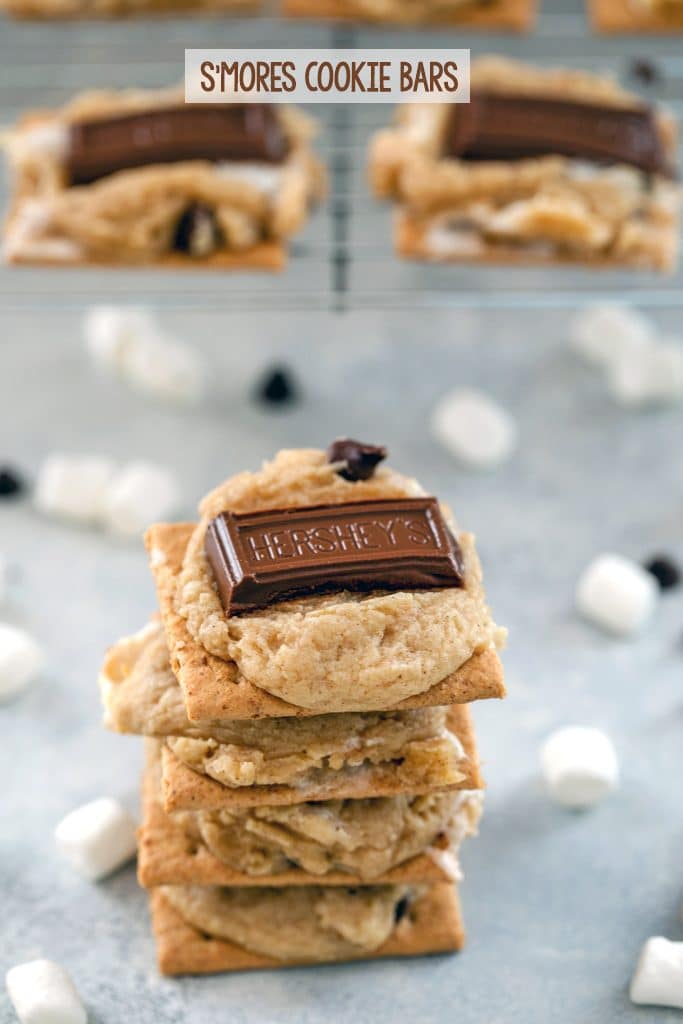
[0,2,682,311]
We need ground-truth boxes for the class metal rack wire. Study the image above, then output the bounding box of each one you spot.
[0,3,682,311]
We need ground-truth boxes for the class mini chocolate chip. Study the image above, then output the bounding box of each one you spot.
[327,438,387,482]
[173,203,220,258]
[394,896,410,923]
[644,555,681,591]
[256,366,298,406]
[0,466,26,498]
[630,59,661,86]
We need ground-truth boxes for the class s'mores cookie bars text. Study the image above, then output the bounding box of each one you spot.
[3,88,325,269]
[282,0,535,31]
[99,441,506,974]
[369,57,680,272]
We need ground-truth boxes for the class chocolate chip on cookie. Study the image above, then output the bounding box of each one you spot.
[327,439,387,481]
[172,204,221,258]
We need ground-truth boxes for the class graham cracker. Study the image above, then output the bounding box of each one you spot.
[160,703,483,812]
[588,0,683,31]
[145,522,506,723]
[395,210,679,273]
[139,745,463,888]
[282,0,535,30]
[1,0,259,16]
[150,883,465,975]
[5,239,286,271]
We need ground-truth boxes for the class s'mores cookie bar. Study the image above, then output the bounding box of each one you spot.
[150,882,465,975]
[282,0,535,31]
[145,442,506,723]
[369,57,680,271]
[0,0,259,18]
[3,88,325,268]
[138,740,482,887]
[589,0,683,32]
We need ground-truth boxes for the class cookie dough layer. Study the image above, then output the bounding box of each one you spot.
[159,703,481,811]
[150,882,464,974]
[139,744,482,885]
[369,57,679,272]
[100,620,474,793]
[1,0,258,16]
[283,0,535,29]
[4,90,324,268]
[589,0,683,31]
[150,448,505,718]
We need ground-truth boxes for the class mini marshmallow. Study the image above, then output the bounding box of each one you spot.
[83,306,157,375]
[576,553,658,636]
[123,333,205,406]
[608,339,683,408]
[0,623,44,701]
[102,461,179,539]
[540,726,619,809]
[55,797,136,881]
[6,959,86,1024]
[569,303,654,367]
[34,455,116,526]
[630,937,683,1009]
[431,388,517,469]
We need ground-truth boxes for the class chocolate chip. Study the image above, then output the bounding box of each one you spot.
[644,555,681,591]
[630,59,661,86]
[394,896,410,923]
[327,439,387,482]
[256,366,298,406]
[0,466,26,498]
[173,203,221,258]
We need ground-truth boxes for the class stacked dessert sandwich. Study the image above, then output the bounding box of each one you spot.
[589,0,683,33]
[3,88,325,269]
[99,441,506,974]
[369,56,680,271]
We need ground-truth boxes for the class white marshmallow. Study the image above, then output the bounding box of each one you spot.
[0,623,44,701]
[608,339,683,408]
[540,726,619,809]
[431,388,517,469]
[102,461,179,539]
[576,553,657,636]
[55,797,136,881]
[123,333,205,406]
[630,937,683,1009]
[34,455,116,526]
[6,959,86,1024]
[83,306,157,375]
[569,304,654,367]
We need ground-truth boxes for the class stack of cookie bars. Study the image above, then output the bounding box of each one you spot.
[99,442,506,974]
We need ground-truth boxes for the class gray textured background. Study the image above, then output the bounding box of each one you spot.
[1,3,683,1021]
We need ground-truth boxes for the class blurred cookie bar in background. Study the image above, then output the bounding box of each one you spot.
[3,88,326,270]
[369,56,680,271]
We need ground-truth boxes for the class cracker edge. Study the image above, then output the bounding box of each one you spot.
[394,209,679,273]
[160,703,483,812]
[145,521,506,723]
[149,882,465,975]
[282,0,535,30]
[5,240,286,271]
[588,0,683,32]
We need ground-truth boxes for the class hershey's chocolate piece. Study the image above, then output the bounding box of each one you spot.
[67,104,288,186]
[327,439,388,482]
[205,497,465,615]
[446,91,673,177]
